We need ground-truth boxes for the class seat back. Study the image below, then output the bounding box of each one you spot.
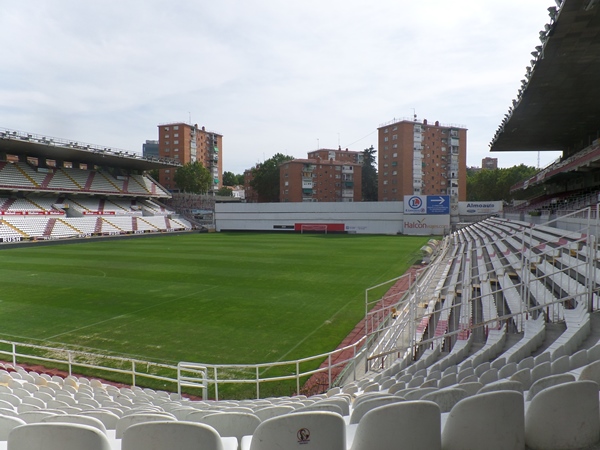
[250,411,345,450]
[525,380,600,450]
[201,412,261,442]
[8,423,112,450]
[79,410,120,430]
[116,413,177,438]
[0,416,25,440]
[254,405,295,422]
[42,414,107,434]
[350,397,405,424]
[350,401,441,450]
[441,391,524,450]
[122,421,224,450]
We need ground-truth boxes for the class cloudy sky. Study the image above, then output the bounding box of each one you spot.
[0,1,561,175]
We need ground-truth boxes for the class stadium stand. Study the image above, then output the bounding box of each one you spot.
[0,129,195,244]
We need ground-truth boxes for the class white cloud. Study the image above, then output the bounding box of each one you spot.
[0,0,561,174]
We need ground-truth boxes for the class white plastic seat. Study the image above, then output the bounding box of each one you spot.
[8,422,112,450]
[525,380,600,450]
[442,391,524,450]
[42,414,107,434]
[79,410,121,430]
[253,405,295,422]
[246,411,345,450]
[17,411,59,424]
[122,421,237,450]
[116,413,177,438]
[0,416,25,440]
[349,396,405,424]
[350,401,441,450]
[201,412,261,444]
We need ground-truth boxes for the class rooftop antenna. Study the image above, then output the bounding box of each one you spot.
[338,132,340,147]
[412,108,417,121]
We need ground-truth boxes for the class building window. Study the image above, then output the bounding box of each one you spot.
[164,127,170,131]
[165,141,169,145]
[165,169,170,173]
[393,144,398,149]
[174,140,179,145]
[174,126,179,130]
[384,128,388,133]
[392,152,398,157]
[165,134,170,139]
[392,170,397,175]
[384,137,388,142]
[284,181,289,186]
[392,134,397,140]
[174,148,179,152]
[383,180,388,185]
[174,133,179,137]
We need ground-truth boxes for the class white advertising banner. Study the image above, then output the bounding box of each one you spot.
[459,201,503,215]
[404,195,427,214]
[402,215,450,235]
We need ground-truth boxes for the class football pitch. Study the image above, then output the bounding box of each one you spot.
[0,232,429,375]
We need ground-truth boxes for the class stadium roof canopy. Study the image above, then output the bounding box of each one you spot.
[490,0,600,153]
[0,128,180,172]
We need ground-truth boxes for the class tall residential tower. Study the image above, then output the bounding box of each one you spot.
[377,118,467,202]
[157,123,222,192]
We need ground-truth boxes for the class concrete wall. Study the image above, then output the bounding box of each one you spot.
[216,202,405,235]
[216,202,452,235]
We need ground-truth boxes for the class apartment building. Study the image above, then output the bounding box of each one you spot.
[280,157,362,202]
[157,123,222,192]
[482,157,498,170]
[377,118,467,202]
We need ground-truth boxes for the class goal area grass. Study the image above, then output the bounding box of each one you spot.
[0,232,430,395]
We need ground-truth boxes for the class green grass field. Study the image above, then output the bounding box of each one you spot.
[0,232,428,395]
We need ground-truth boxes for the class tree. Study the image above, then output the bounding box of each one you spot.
[361,145,378,201]
[466,164,542,202]
[250,153,294,202]
[236,173,245,185]
[148,169,160,181]
[173,161,211,194]
[216,186,233,197]
[223,171,237,186]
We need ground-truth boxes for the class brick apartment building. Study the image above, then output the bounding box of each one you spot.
[156,123,223,192]
[482,157,498,170]
[377,119,467,202]
[280,158,362,202]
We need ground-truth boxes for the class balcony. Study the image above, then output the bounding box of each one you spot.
[344,181,354,188]
[342,189,353,197]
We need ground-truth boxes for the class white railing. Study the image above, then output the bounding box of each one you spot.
[0,339,179,390]
[178,336,367,400]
